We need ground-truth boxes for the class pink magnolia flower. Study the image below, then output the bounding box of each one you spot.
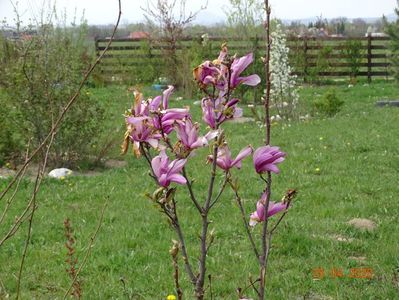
[126,116,161,154]
[209,145,253,171]
[253,145,286,174]
[154,108,191,135]
[151,150,187,187]
[193,46,260,93]
[201,97,243,129]
[193,61,222,88]
[217,98,243,124]
[249,192,288,227]
[230,53,261,88]
[175,119,216,150]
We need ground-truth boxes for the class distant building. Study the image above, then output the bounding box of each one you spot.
[365,26,388,37]
[128,31,150,39]
[365,32,388,37]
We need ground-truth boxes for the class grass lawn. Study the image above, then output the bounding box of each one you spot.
[0,81,398,299]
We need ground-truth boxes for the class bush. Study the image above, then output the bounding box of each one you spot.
[343,39,364,82]
[0,16,105,167]
[307,45,333,84]
[313,89,344,117]
[385,3,399,81]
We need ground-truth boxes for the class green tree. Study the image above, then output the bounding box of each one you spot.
[226,0,263,38]
[385,0,399,80]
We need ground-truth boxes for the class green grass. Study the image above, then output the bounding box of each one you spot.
[0,82,398,299]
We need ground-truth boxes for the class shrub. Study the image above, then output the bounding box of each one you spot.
[343,39,364,82]
[307,45,333,84]
[0,16,105,167]
[313,89,344,117]
[385,2,399,81]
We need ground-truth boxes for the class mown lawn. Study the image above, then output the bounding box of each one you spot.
[0,81,398,299]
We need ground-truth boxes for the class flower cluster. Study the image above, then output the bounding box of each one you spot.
[269,24,299,119]
[123,45,291,226]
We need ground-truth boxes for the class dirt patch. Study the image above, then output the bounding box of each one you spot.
[104,159,128,169]
[311,234,354,243]
[348,256,367,262]
[330,234,354,243]
[230,117,254,124]
[0,168,16,178]
[348,218,376,231]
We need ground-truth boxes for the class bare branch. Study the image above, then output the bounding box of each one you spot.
[15,132,55,299]
[228,180,259,259]
[182,167,203,213]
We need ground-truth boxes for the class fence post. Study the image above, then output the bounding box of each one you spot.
[303,36,308,83]
[367,33,372,83]
[94,37,99,58]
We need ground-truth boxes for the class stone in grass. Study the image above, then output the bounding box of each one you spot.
[347,218,376,232]
[48,168,73,179]
[376,100,399,107]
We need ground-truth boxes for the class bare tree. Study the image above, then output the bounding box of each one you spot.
[142,0,207,87]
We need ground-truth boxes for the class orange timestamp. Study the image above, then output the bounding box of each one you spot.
[312,267,373,280]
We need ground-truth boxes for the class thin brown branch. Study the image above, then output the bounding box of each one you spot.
[170,197,197,285]
[15,132,54,299]
[259,1,272,299]
[228,180,259,259]
[208,173,229,210]
[195,138,219,298]
[181,167,202,213]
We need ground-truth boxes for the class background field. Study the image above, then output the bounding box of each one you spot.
[0,82,398,299]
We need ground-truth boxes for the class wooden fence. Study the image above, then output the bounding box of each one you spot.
[95,35,391,83]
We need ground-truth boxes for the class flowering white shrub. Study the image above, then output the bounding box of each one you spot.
[269,24,299,119]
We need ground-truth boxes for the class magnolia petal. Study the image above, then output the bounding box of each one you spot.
[162,85,174,109]
[231,145,253,168]
[190,137,208,149]
[151,155,162,177]
[231,53,254,75]
[238,74,261,86]
[147,138,159,149]
[168,174,187,185]
[149,96,161,111]
[158,173,169,187]
[249,217,259,227]
[169,159,187,174]
[204,130,219,141]
[267,201,288,217]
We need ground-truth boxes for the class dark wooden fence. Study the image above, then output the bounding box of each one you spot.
[95,35,391,83]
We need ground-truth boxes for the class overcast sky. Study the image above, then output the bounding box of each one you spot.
[0,0,397,26]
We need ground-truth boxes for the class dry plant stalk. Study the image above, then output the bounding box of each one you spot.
[64,218,82,299]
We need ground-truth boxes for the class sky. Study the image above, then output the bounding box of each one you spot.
[0,0,397,26]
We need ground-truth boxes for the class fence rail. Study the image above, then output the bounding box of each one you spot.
[95,35,391,82]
